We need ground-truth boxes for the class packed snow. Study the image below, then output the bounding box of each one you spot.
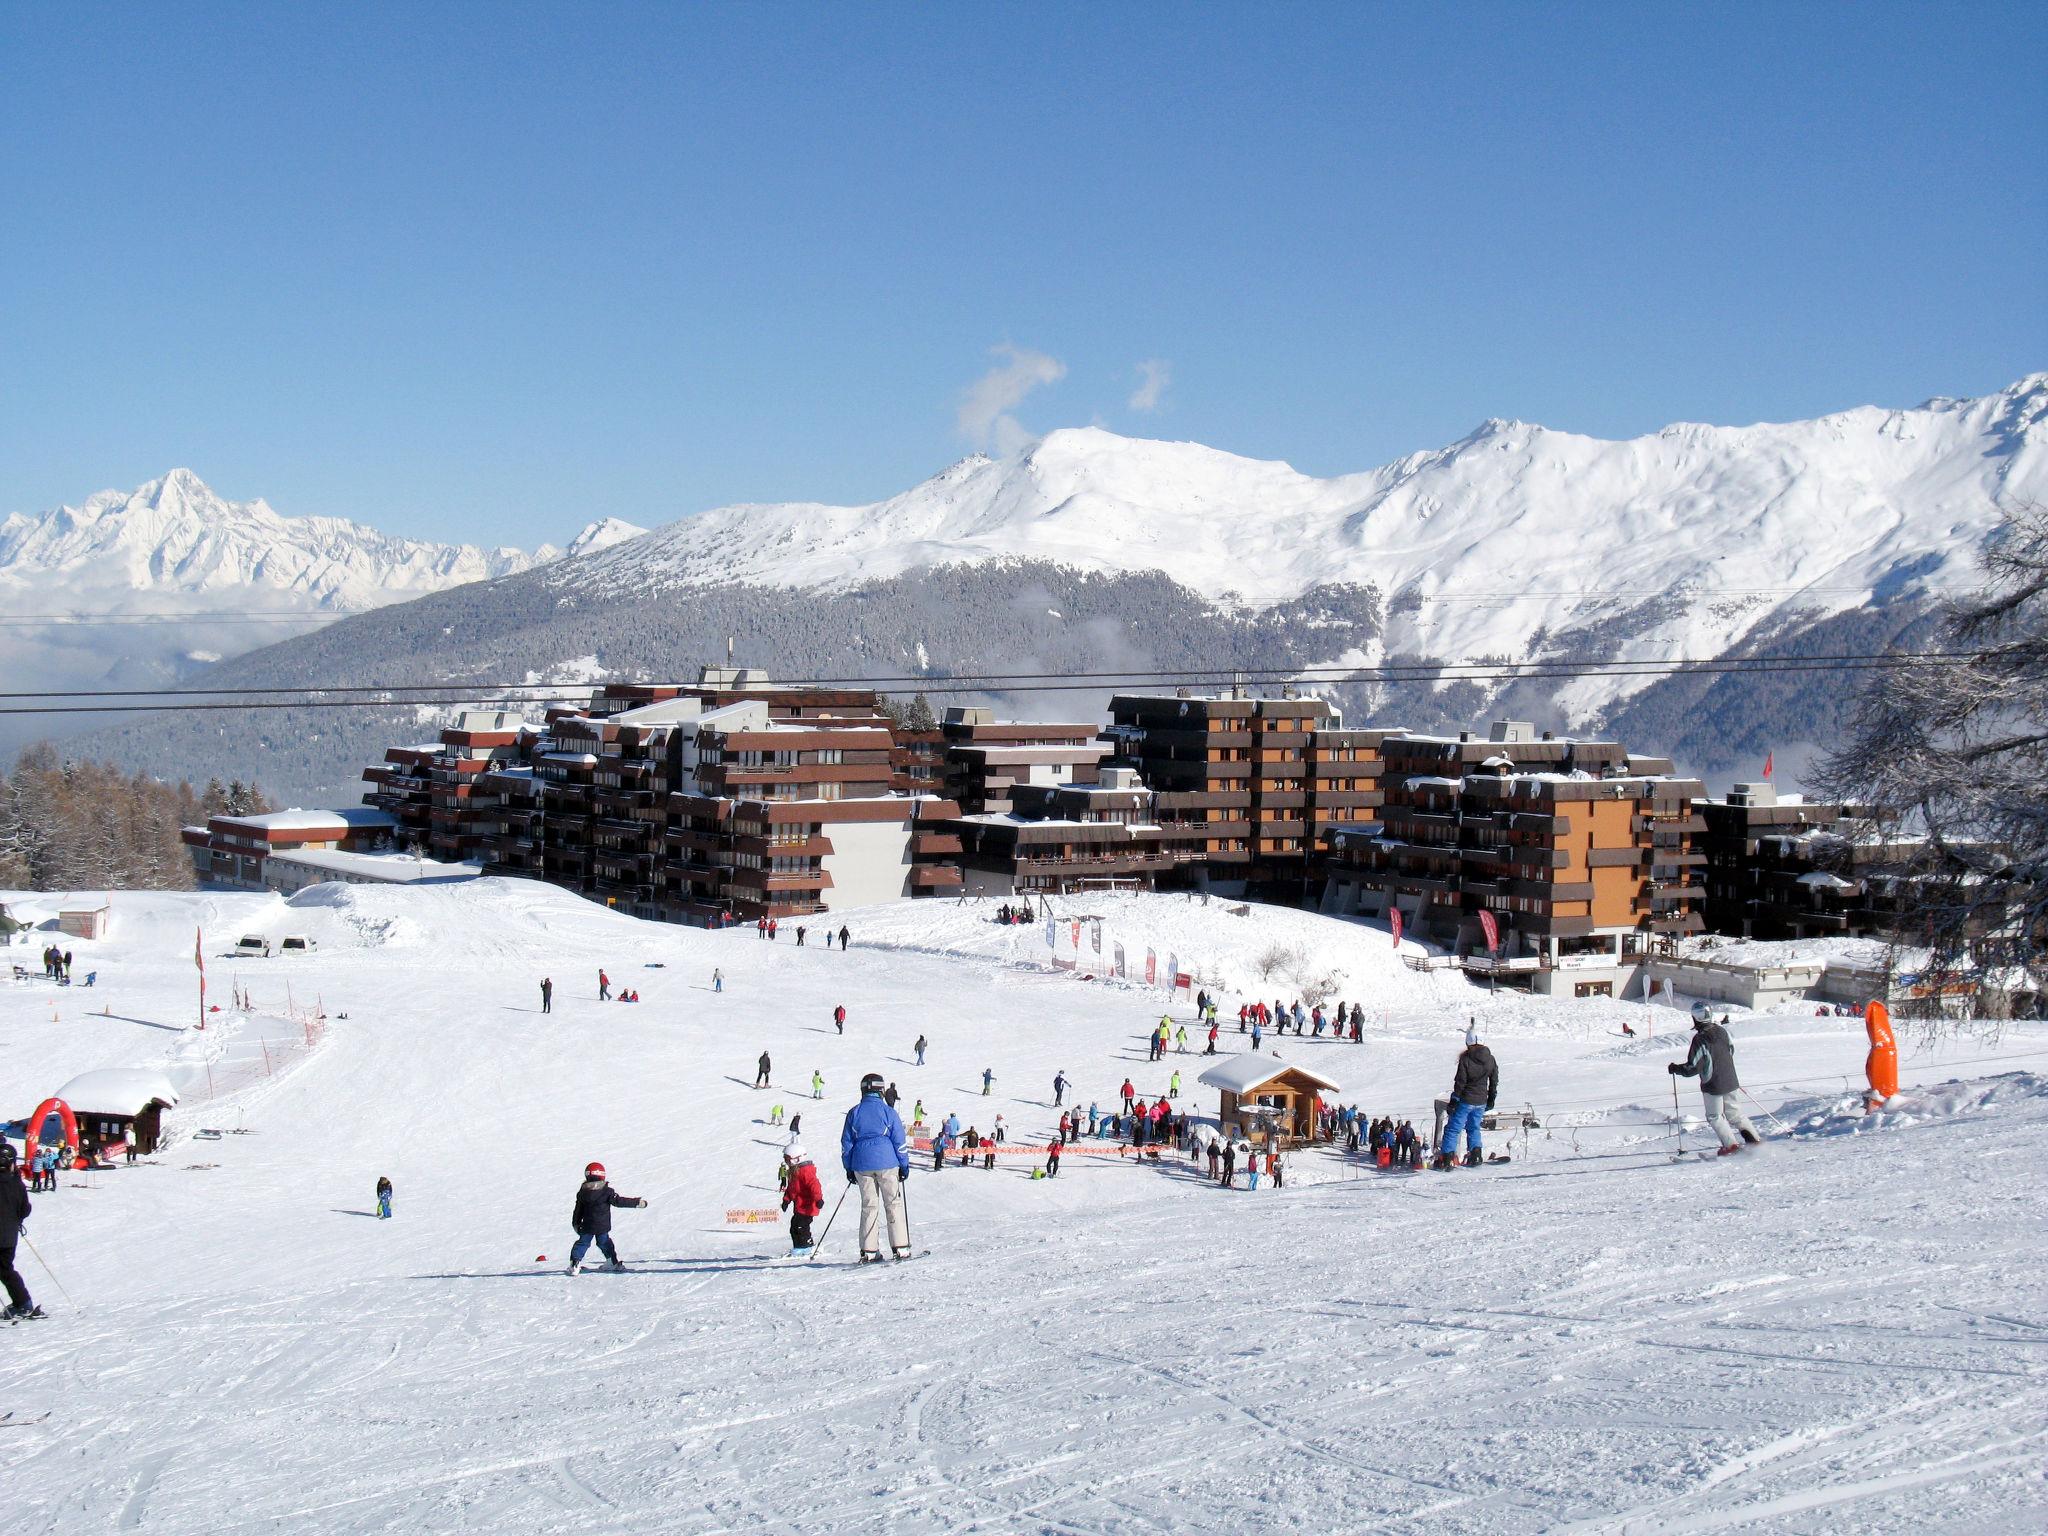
[2,881,2045,1532]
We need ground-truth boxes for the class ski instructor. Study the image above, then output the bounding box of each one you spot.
[1670,1006,1762,1155]
[1433,1021,1499,1170]
[841,1071,912,1263]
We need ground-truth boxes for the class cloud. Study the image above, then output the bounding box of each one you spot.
[957,344,1066,454]
[1128,358,1171,413]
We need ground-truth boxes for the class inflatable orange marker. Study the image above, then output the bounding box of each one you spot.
[1864,1000,1898,1109]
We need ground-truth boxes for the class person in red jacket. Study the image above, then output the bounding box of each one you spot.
[1044,1137,1062,1177]
[1120,1078,1136,1114]
[780,1144,826,1255]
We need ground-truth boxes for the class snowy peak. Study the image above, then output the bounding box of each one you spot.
[563,516,648,559]
[0,470,559,612]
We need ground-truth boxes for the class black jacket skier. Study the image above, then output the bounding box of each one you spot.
[1670,1019,1739,1095]
[0,1144,37,1317]
[1450,1041,1499,1108]
[572,1175,645,1236]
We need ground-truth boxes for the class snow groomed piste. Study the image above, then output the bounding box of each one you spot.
[2,881,2044,1532]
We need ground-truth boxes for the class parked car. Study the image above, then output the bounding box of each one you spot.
[233,935,271,958]
[278,934,316,955]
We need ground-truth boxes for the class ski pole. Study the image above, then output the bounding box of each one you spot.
[901,1175,912,1254]
[1670,1076,1684,1155]
[22,1234,76,1309]
[809,1184,851,1262]
[1740,1087,1790,1137]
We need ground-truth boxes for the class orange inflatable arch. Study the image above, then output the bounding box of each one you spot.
[23,1097,79,1164]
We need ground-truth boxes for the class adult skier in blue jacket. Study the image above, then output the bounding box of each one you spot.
[841,1072,912,1262]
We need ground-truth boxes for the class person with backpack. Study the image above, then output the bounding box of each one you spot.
[567,1162,647,1273]
[779,1143,825,1255]
[1433,1021,1500,1170]
[1670,1008,1763,1155]
[841,1073,911,1262]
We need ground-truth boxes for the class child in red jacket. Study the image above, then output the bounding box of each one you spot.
[780,1145,826,1255]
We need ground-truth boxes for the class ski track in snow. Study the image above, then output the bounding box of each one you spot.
[1,883,2044,1533]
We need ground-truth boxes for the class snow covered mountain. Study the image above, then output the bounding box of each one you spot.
[0,468,554,609]
[0,470,641,759]
[561,375,2045,719]
[59,378,2048,803]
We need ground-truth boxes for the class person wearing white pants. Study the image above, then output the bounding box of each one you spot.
[855,1168,909,1257]
[841,1071,913,1262]
[1672,1009,1763,1155]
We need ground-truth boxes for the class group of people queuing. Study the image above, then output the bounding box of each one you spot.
[1238,997,1367,1044]
[36,945,76,983]
[992,902,1037,926]
[1203,1136,1285,1190]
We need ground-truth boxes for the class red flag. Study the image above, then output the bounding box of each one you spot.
[194,926,204,976]
[1763,750,1774,780]
[1390,910,1403,949]
[1478,909,1500,955]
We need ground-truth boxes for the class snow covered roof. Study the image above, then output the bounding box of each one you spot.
[223,808,397,834]
[267,848,482,885]
[1797,871,1861,892]
[53,1068,179,1116]
[1196,1054,1344,1096]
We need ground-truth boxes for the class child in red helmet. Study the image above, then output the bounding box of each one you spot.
[568,1162,647,1274]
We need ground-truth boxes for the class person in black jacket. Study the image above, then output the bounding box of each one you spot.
[568,1161,647,1273]
[0,1142,41,1319]
[1434,1021,1499,1169]
[1670,1012,1762,1154]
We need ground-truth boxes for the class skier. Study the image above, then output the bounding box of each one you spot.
[375,1175,392,1219]
[982,1067,995,1096]
[993,1113,1006,1143]
[540,977,553,1014]
[1044,1137,1062,1177]
[567,1162,647,1273]
[1175,1025,1188,1054]
[883,1082,900,1110]
[911,1098,925,1127]
[1433,1022,1499,1170]
[838,925,851,951]
[1053,1071,1068,1106]
[1395,1119,1419,1169]
[833,1004,846,1036]
[914,1034,927,1066]
[1220,1140,1237,1188]
[123,1126,137,1165]
[713,968,723,993]
[1059,1111,1072,1144]
[779,1143,824,1254]
[0,1141,43,1320]
[1206,1023,1219,1055]
[754,1051,772,1089]
[841,1076,911,1263]
[796,926,806,947]
[1269,1147,1284,1189]
[1169,1070,1181,1100]
[1669,1011,1762,1155]
[598,969,610,1002]
[810,1069,825,1101]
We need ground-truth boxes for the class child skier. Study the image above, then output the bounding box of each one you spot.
[568,1162,647,1273]
[779,1144,825,1255]
[811,1069,825,1100]
[375,1175,392,1219]
[982,1067,995,1095]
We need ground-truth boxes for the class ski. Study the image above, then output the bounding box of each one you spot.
[0,1410,51,1425]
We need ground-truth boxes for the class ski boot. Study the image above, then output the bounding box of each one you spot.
[1739,1129,1762,1145]
[566,1260,582,1275]
[891,1248,912,1262]
[1716,1144,1741,1157]
[1463,1147,1485,1168]
[859,1252,884,1264]
[1430,1153,1455,1172]
[607,1258,626,1272]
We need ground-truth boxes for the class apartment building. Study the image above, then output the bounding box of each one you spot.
[1323,722,1705,995]
[940,706,1110,814]
[1699,782,1869,939]
[948,766,1179,895]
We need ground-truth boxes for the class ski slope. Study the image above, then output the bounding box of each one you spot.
[2,882,2045,1533]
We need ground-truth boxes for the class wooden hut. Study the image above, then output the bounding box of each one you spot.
[51,1068,178,1156]
[56,900,110,940]
[1197,1054,1343,1146]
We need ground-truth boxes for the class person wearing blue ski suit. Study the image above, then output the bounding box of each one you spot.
[842,1072,911,1262]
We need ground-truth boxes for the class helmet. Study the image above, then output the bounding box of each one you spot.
[784,1141,806,1161]
[0,1141,15,1169]
[584,1162,606,1179]
[860,1072,885,1095]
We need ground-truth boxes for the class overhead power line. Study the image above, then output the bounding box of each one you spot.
[0,647,1992,717]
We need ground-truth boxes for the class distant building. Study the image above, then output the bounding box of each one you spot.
[184,808,401,890]
[948,766,1181,896]
[1321,722,1705,995]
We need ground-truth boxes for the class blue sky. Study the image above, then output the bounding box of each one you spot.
[4,2,2043,547]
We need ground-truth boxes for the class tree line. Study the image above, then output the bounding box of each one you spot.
[0,742,271,892]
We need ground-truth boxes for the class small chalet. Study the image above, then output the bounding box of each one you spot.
[52,1068,179,1156]
[1197,1054,1343,1145]
[57,900,111,941]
